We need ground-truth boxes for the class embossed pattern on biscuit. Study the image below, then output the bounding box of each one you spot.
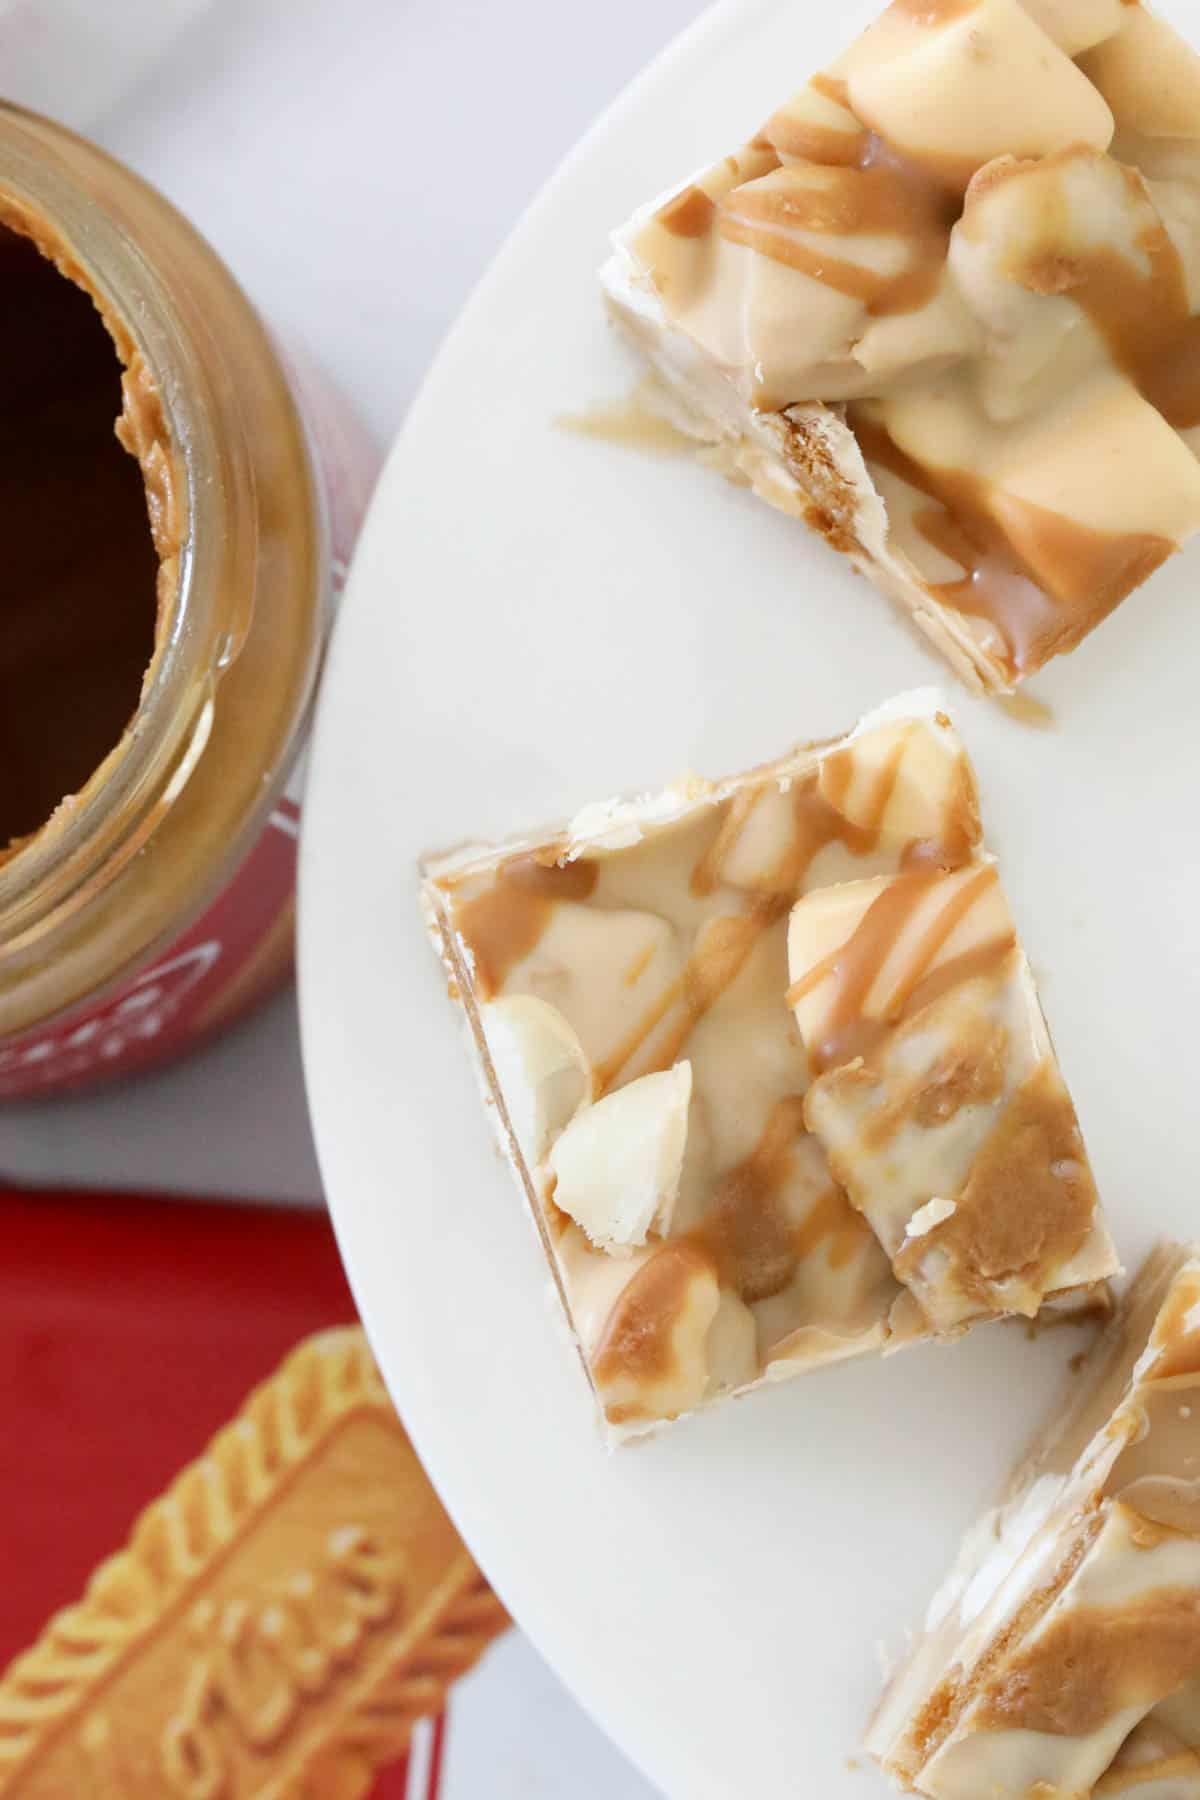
[0,1329,508,1798]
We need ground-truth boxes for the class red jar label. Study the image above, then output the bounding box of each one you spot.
[0,800,300,1098]
[0,350,378,1100]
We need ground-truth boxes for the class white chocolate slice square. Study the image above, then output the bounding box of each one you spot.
[422,694,1115,1441]
[868,1247,1200,1795]
[602,0,1200,691]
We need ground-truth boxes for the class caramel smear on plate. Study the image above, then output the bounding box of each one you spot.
[556,381,695,454]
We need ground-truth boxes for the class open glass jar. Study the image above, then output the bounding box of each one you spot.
[0,104,375,1098]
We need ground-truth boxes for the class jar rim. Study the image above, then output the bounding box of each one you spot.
[0,112,239,957]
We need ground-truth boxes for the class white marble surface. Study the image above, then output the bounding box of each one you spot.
[0,0,699,1204]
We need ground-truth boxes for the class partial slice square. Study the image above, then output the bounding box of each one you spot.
[601,0,1200,691]
[421,694,1115,1441]
[867,1245,1200,1797]
[789,867,1104,1331]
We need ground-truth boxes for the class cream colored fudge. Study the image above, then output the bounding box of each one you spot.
[868,1246,1200,1797]
[421,694,1115,1441]
[601,0,1200,692]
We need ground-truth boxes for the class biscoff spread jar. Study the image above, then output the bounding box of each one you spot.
[0,104,375,1098]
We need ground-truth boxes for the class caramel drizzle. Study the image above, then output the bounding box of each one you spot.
[1006,197,1200,434]
[592,1242,717,1393]
[895,1057,1097,1307]
[963,151,1200,431]
[765,75,865,168]
[691,731,909,901]
[792,1181,875,1271]
[822,726,907,842]
[593,907,778,1096]
[859,1012,1007,1152]
[977,1584,1200,1739]
[454,737,977,1097]
[689,785,768,899]
[622,941,659,988]
[599,742,969,1095]
[853,412,1172,676]
[719,131,957,319]
[691,1095,810,1303]
[689,1099,874,1306]
[786,864,1006,1073]
[659,185,717,239]
[765,117,867,169]
[894,932,1016,1025]
[810,73,850,108]
[448,853,597,997]
[597,781,836,1093]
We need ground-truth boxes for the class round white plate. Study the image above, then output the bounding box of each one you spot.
[299,3,1200,1794]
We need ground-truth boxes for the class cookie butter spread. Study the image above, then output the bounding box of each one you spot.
[421,693,1116,1442]
[867,1245,1200,1797]
[602,0,1200,692]
[0,204,175,858]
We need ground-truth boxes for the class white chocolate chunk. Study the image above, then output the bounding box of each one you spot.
[504,901,684,1078]
[873,369,1200,553]
[548,1063,692,1252]
[1080,7,1200,140]
[591,1243,722,1425]
[627,146,775,308]
[787,864,1015,1061]
[1019,0,1122,56]
[766,80,863,166]
[726,162,915,288]
[988,372,1200,550]
[725,166,884,389]
[553,1227,722,1425]
[818,714,977,850]
[710,716,977,905]
[951,147,1154,423]
[847,0,1113,185]
[629,148,876,409]
[704,1289,760,1393]
[554,1224,655,1353]
[851,273,982,383]
[480,995,591,1166]
[703,780,803,896]
[906,1197,957,1239]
